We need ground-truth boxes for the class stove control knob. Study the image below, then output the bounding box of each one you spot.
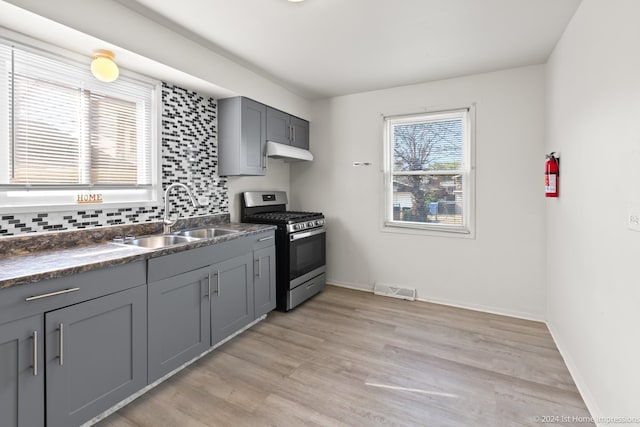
[307,221,314,228]
[293,224,300,231]
[315,220,324,226]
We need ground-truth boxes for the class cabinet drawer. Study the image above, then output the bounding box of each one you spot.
[147,236,252,282]
[251,230,276,250]
[0,261,146,325]
[288,273,326,311]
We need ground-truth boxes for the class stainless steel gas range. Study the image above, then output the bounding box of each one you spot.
[241,191,326,311]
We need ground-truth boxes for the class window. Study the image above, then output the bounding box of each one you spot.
[0,40,160,211]
[384,109,473,234]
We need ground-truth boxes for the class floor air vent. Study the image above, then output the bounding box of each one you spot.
[373,283,416,301]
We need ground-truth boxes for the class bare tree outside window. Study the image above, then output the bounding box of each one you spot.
[386,110,470,231]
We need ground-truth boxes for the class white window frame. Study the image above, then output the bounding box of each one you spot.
[382,106,475,237]
[0,35,162,213]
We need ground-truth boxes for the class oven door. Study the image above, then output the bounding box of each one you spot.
[288,227,326,288]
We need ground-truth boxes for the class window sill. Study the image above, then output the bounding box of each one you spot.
[382,220,475,239]
[0,200,160,215]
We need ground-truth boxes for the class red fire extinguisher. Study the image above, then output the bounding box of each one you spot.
[545,152,559,198]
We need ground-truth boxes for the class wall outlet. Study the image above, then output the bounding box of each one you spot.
[628,210,640,231]
[198,196,210,206]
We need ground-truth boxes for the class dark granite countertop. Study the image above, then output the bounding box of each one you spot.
[0,217,275,290]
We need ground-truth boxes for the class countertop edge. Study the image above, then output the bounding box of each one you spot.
[0,224,276,290]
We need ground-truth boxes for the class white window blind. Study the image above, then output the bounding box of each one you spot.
[1,41,155,188]
[0,39,160,211]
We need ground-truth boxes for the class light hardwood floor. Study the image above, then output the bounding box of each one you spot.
[95,285,593,427]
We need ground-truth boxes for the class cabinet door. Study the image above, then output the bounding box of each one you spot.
[290,116,310,150]
[241,98,267,175]
[211,253,254,345]
[266,106,291,145]
[148,266,211,382]
[0,315,44,427]
[254,245,276,318]
[45,286,147,427]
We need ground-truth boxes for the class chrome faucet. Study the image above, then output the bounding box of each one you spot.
[163,183,201,234]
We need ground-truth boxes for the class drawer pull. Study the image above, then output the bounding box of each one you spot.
[25,287,80,302]
[258,236,274,242]
[32,330,38,376]
[58,323,64,366]
[255,258,261,278]
[207,273,212,302]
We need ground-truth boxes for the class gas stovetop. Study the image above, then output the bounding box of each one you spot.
[241,191,325,233]
[245,211,323,224]
[244,211,325,233]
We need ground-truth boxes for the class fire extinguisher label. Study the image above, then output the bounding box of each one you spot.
[545,174,557,193]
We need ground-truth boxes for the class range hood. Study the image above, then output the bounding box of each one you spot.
[266,141,313,162]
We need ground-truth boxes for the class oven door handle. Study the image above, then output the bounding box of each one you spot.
[290,227,326,241]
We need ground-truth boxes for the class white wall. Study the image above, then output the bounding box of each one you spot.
[546,0,640,422]
[0,0,311,119]
[291,65,547,320]
[227,159,290,223]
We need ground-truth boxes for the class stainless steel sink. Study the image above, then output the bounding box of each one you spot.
[122,234,201,249]
[176,228,238,239]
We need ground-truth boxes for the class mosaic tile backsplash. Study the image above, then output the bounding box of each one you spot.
[0,82,228,236]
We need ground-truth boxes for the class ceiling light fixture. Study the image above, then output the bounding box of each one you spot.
[91,49,119,82]
[288,0,305,2]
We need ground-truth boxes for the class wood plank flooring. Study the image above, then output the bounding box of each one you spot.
[95,285,593,427]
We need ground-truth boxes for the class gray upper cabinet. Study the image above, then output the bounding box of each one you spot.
[0,315,45,427]
[290,116,310,150]
[266,107,291,145]
[148,266,212,383]
[266,106,310,150]
[218,97,267,176]
[211,252,254,345]
[45,285,147,427]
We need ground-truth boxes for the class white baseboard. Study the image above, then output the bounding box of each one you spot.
[416,294,545,322]
[327,279,374,293]
[546,320,602,427]
[327,280,545,322]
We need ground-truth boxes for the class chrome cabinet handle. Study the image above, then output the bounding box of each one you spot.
[32,330,38,376]
[25,287,80,301]
[215,270,220,296]
[255,258,261,278]
[58,323,64,366]
[289,124,293,142]
[258,235,274,242]
[207,273,212,303]
[293,125,296,142]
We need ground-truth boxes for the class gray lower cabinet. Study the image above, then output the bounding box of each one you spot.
[218,97,267,176]
[254,245,276,318]
[148,266,212,383]
[0,314,45,427]
[0,234,275,427]
[211,252,254,344]
[45,285,147,427]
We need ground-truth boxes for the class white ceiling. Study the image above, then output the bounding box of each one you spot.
[126,0,581,100]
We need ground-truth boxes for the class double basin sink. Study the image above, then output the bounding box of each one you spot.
[118,227,238,250]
